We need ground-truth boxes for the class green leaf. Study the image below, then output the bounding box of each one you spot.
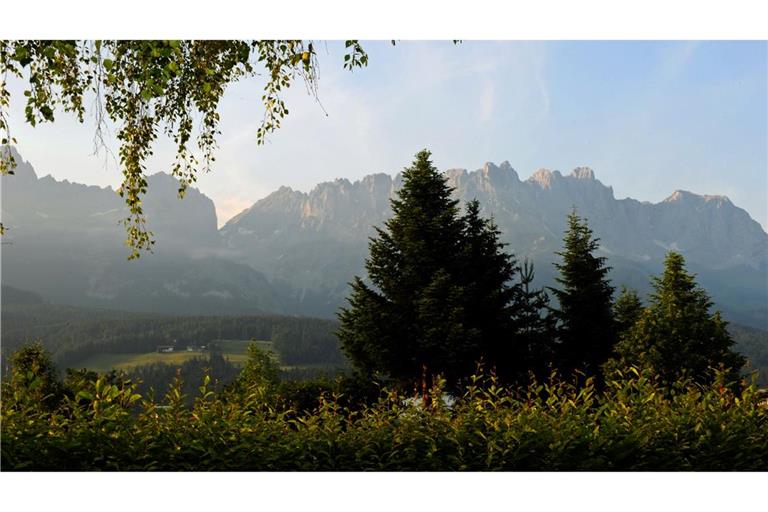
[39,105,54,122]
[77,390,94,401]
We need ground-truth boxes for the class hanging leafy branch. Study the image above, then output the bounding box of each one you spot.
[0,40,370,258]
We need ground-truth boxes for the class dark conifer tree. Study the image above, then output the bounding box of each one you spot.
[550,210,616,377]
[513,259,557,379]
[458,200,521,380]
[613,286,643,338]
[616,251,745,383]
[338,151,521,387]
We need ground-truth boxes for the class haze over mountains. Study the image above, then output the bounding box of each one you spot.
[1,148,284,315]
[2,148,767,329]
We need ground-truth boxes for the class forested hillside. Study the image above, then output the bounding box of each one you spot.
[1,298,346,371]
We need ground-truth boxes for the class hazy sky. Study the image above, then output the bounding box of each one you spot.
[6,41,767,229]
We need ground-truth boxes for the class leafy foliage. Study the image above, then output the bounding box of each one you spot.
[5,342,64,411]
[0,40,370,257]
[3,350,766,471]
[236,343,281,389]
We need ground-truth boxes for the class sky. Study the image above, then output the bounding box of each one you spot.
[5,40,767,230]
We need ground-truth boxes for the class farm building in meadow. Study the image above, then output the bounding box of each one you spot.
[156,345,175,353]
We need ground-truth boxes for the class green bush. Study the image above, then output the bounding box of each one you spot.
[3,363,766,471]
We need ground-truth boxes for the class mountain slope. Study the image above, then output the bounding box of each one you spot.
[1,147,284,315]
[221,162,768,325]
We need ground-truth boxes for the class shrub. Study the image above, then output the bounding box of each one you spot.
[3,362,766,471]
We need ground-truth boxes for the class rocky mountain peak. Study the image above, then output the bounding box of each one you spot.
[570,167,595,180]
[480,161,519,183]
[527,168,562,188]
[444,168,468,180]
[663,189,732,205]
[360,172,393,190]
[482,161,497,174]
[274,185,298,196]
[664,190,693,202]
[223,160,767,301]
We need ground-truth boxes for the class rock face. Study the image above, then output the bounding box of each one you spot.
[1,147,283,315]
[3,148,766,327]
[443,163,767,270]
[219,175,399,312]
[221,161,768,325]
[1,148,222,254]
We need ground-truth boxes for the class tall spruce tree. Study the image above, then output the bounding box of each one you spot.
[616,251,745,383]
[337,150,521,387]
[550,210,616,377]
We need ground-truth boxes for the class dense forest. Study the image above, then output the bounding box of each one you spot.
[1,298,349,402]
[2,150,766,470]
[1,302,346,366]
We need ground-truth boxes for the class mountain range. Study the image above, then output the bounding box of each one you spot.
[2,148,766,328]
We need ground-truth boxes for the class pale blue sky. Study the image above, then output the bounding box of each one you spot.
[6,41,767,229]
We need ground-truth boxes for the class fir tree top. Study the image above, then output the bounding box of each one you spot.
[552,209,612,296]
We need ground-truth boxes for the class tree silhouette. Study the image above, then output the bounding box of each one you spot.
[550,210,616,377]
[338,150,523,387]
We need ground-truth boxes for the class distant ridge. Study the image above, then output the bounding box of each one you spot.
[221,161,767,324]
[2,148,766,327]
